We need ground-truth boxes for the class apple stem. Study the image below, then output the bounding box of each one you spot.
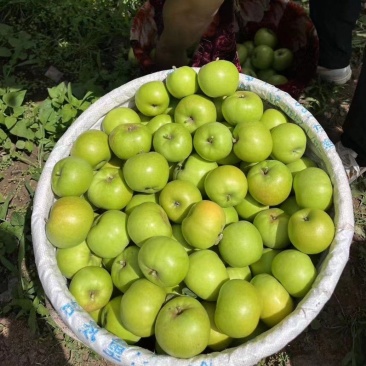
[175,306,184,316]
[119,260,127,269]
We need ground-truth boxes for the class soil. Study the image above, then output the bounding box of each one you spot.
[1,57,366,366]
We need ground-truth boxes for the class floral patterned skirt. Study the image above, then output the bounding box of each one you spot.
[130,0,319,100]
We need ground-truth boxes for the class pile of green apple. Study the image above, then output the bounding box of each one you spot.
[237,27,294,85]
[46,60,335,359]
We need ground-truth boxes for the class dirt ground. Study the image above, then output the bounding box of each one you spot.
[1,60,366,366]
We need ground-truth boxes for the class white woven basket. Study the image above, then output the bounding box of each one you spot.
[31,70,354,366]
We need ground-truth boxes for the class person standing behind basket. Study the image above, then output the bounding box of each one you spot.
[309,0,366,182]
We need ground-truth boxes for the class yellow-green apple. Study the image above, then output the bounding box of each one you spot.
[234,192,269,221]
[271,249,317,298]
[253,208,291,249]
[279,195,302,216]
[270,123,307,164]
[146,113,173,134]
[122,151,170,193]
[165,65,199,99]
[138,236,189,287]
[124,193,159,215]
[218,220,263,267]
[251,273,294,327]
[46,196,94,249]
[250,247,281,276]
[251,45,275,70]
[237,43,249,64]
[70,129,111,170]
[215,279,261,338]
[254,27,278,48]
[204,165,248,207]
[134,80,170,117]
[260,108,288,130]
[101,106,141,135]
[108,122,152,160]
[222,90,264,125]
[158,179,202,223]
[174,94,217,133]
[120,278,166,337]
[286,156,317,177]
[233,121,273,163]
[212,96,227,122]
[101,295,141,344]
[272,48,294,72]
[223,206,239,225]
[288,208,335,254]
[226,266,252,281]
[69,266,113,312]
[51,156,94,198]
[181,200,226,249]
[56,241,102,279]
[197,59,239,98]
[87,167,133,210]
[193,122,233,162]
[126,202,172,246]
[154,296,211,358]
[201,301,233,351]
[111,245,143,293]
[171,224,196,253]
[86,210,129,259]
[293,167,333,210]
[173,152,218,194]
[184,249,229,301]
[152,122,193,162]
[247,160,293,206]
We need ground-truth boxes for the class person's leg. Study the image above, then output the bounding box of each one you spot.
[309,0,361,69]
[341,45,366,164]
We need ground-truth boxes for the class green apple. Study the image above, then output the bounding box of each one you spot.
[56,241,102,279]
[46,196,95,249]
[233,121,273,163]
[288,208,335,254]
[250,247,281,276]
[226,266,252,281]
[51,156,93,197]
[247,160,293,206]
[222,90,264,126]
[237,43,249,65]
[108,122,152,160]
[138,236,189,287]
[101,107,141,135]
[219,220,263,267]
[101,295,141,344]
[212,96,227,122]
[86,210,129,259]
[120,278,166,337]
[165,65,199,99]
[193,122,233,162]
[134,80,170,116]
[174,94,217,133]
[251,45,274,70]
[253,208,291,249]
[158,179,202,223]
[286,156,318,177]
[254,27,278,48]
[197,59,239,98]
[87,167,133,210]
[234,192,269,222]
[279,195,302,216]
[201,301,233,351]
[69,266,113,312]
[111,245,143,293]
[171,224,196,253]
[102,154,124,169]
[257,68,277,82]
[271,249,317,298]
[124,192,159,215]
[126,202,172,246]
[181,200,226,249]
[293,167,333,210]
[270,123,307,164]
[251,273,294,328]
[123,151,170,193]
[173,152,218,194]
[267,74,289,86]
[241,67,258,78]
[272,48,294,72]
[155,295,211,358]
[204,165,248,207]
[152,122,193,162]
[223,206,239,225]
[215,279,261,338]
[260,108,288,130]
[70,129,111,170]
[146,113,173,134]
[184,249,229,301]
[243,40,255,56]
